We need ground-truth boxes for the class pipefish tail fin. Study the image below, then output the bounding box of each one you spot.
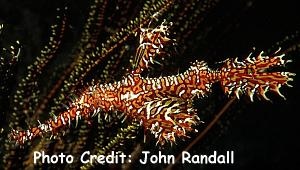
[219,50,295,101]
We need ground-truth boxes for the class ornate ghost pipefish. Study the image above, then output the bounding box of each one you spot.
[10,21,295,146]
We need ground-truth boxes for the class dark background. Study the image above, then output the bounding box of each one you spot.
[0,0,299,169]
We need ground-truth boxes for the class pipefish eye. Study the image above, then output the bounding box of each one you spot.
[247,68,254,74]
